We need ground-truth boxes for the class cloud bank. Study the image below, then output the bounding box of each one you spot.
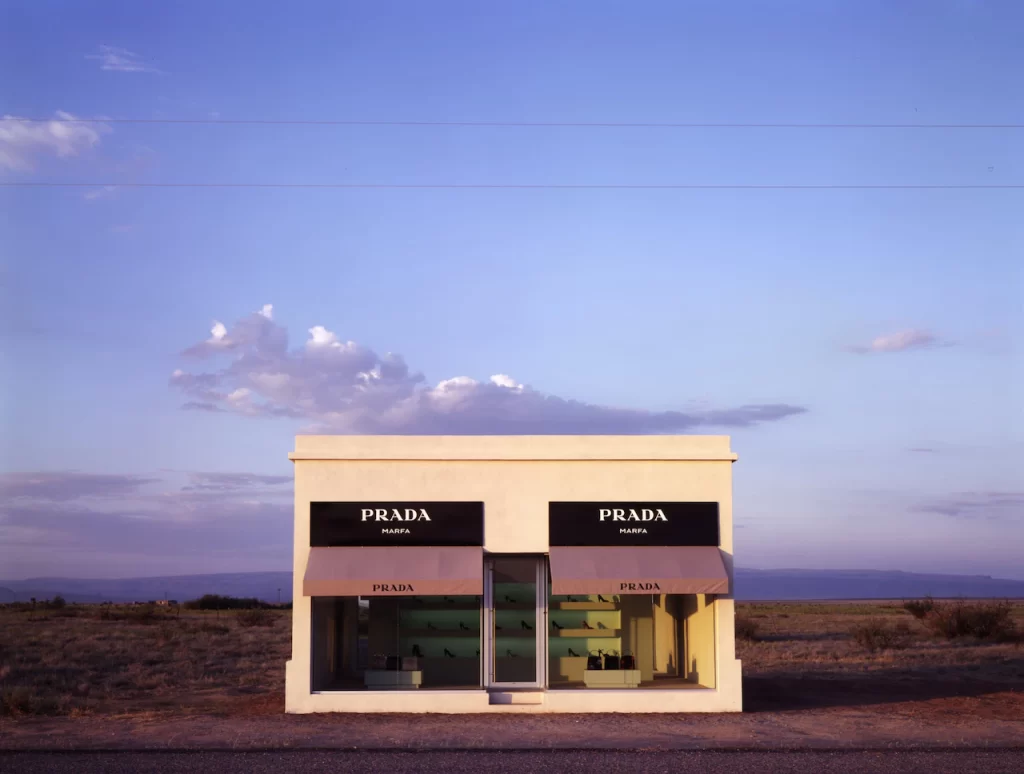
[86,45,160,73]
[0,111,109,171]
[912,491,1024,520]
[170,305,808,434]
[0,470,292,578]
[845,329,952,355]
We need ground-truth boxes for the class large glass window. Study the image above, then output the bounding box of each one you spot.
[547,592,716,689]
[311,595,481,690]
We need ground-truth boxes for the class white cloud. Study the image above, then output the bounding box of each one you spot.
[84,185,118,201]
[86,45,160,73]
[169,304,808,434]
[0,111,109,171]
[845,329,951,355]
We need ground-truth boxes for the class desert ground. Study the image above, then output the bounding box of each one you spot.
[0,600,1021,750]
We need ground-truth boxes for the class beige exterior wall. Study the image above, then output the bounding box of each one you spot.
[287,435,742,713]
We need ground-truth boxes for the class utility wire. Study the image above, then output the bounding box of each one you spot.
[2,117,1023,129]
[2,182,1020,190]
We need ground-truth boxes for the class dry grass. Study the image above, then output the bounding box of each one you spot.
[0,605,289,717]
[2,600,1022,719]
[737,600,1024,681]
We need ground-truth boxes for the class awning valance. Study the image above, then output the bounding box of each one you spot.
[549,546,729,595]
[303,546,483,597]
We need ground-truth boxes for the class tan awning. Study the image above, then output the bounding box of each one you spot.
[303,546,483,597]
[549,546,729,595]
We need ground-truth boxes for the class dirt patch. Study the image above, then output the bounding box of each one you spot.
[1,601,1021,749]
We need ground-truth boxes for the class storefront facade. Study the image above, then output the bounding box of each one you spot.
[286,435,742,713]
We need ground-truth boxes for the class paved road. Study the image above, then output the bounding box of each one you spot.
[3,750,1023,773]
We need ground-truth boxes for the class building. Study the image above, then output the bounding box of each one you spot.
[286,435,741,713]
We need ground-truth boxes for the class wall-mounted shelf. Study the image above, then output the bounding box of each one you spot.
[552,629,621,638]
[553,602,618,611]
[401,628,479,637]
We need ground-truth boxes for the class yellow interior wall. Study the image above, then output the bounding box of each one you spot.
[682,594,717,688]
[653,594,680,675]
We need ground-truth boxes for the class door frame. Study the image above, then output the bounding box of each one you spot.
[482,554,548,689]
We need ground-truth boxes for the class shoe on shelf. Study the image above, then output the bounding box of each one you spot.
[459,621,470,631]
[598,595,609,603]
[581,621,593,629]
[505,595,516,603]
[568,648,580,657]
[411,644,423,657]
[552,621,564,630]
[597,622,607,629]
[444,648,456,658]
[507,649,518,658]
[520,620,533,630]
[427,622,437,630]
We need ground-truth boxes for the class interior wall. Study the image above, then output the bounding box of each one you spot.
[620,595,655,682]
[653,594,680,675]
[683,594,717,688]
[310,597,336,690]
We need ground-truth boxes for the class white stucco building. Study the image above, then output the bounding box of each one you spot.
[286,435,742,712]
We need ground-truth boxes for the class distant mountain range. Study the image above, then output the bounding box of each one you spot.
[2,569,1022,604]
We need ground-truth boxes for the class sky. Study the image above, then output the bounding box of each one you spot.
[1,1,1022,580]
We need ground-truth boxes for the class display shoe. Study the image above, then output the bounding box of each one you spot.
[505,595,516,603]
[520,620,533,630]
[597,622,607,629]
[568,648,580,657]
[459,622,471,631]
[444,596,455,604]
[552,621,564,630]
[444,648,456,659]
[495,625,503,631]
[411,644,423,657]
[507,649,518,658]
[598,595,609,603]
[581,621,593,629]
[427,622,437,630]
[567,596,577,602]
[476,649,480,657]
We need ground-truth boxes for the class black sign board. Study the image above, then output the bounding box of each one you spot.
[310,502,484,547]
[549,502,719,546]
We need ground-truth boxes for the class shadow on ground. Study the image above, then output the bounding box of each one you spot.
[744,657,1024,714]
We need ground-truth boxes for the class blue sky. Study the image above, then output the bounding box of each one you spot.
[1,1,1021,580]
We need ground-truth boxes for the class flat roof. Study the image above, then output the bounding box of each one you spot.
[289,435,737,462]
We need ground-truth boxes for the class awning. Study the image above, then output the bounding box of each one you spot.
[303,546,483,597]
[549,546,729,595]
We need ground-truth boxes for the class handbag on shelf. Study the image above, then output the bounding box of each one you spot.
[370,653,387,670]
[603,649,621,670]
[586,650,603,670]
[401,656,421,671]
[385,655,400,671]
[620,651,636,670]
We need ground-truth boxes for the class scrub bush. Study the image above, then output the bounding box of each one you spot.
[735,616,760,641]
[924,600,1019,642]
[903,597,936,619]
[850,619,912,652]
[236,609,275,628]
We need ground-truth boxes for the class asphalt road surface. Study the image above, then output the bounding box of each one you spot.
[3,750,1023,773]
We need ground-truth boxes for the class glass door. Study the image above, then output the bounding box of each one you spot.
[483,556,547,688]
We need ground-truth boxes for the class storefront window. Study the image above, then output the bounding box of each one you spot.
[311,595,481,690]
[547,592,716,689]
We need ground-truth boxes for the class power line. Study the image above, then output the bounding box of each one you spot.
[3,182,1020,190]
[2,117,1023,129]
